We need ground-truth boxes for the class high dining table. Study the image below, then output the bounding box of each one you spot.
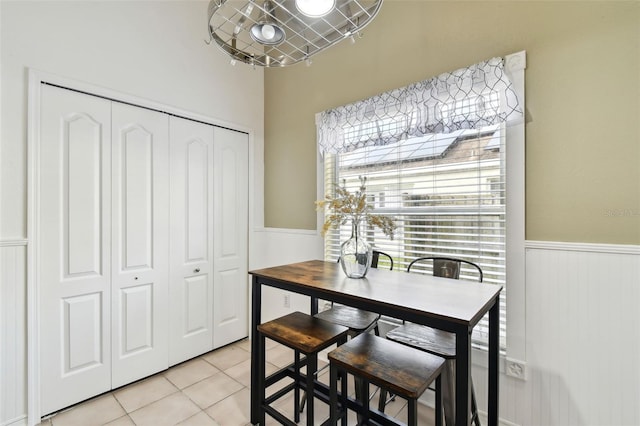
[249,260,502,426]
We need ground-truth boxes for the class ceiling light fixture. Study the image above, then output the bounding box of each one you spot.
[295,0,335,17]
[249,1,286,46]
[207,0,384,67]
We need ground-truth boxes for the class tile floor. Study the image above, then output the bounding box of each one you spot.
[38,338,437,426]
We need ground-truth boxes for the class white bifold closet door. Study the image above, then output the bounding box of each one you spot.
[169,117,214,366]
[110,103,169,388]
[39,86,171,411]
[169,123,249,361]
[39,85,113,414]
[37,84,249,415]
[212,127,248,348]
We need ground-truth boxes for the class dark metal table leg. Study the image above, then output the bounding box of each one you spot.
[488,295,500,426]
[250,276,262,425]
[455,328,471,426]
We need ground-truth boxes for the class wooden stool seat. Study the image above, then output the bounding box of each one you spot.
[314,304,381,333]
[386,323,456,358]
[258,311,349,353]
[257,311,349,426]
[329,333,446,425]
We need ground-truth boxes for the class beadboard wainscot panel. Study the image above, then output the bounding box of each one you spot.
[1,241,28,426]
[472,241,640,426]
[250,228,323,322]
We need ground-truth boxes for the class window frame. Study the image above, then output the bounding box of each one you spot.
[315,51,527,372]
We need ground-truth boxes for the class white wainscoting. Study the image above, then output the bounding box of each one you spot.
[1,242,28,426]
[3,233,639,426]
[249,233,640,426]
[249,228,323,323]
[472,241,640,426]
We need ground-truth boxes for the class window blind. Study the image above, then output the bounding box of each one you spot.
[323,126,507,350]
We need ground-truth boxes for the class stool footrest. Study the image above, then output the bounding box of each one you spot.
[264,404,299,426]
[264,359,306,388]
[264,382,297,406]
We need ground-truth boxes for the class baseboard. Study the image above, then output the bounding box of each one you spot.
[0,239,28,247]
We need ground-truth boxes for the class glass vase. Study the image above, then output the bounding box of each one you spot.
[340,221,372,278]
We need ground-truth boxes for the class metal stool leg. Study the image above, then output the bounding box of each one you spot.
[471,380,481,426]
[330,363,339,426]
[408,399,417,426]
[442,361,456,426]
[435,375,443,426]
[259,333,266,426]
[306,354,317,426]
[294,350,301,423]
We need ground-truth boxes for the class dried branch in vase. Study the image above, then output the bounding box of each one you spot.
[316,176,396,239]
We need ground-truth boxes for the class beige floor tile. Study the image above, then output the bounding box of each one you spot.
[202,344,251,370]
[224,359,280,387]
[270,389,331,426]
[205,388,251,426]
[128,392,201,426]
[182,372,244,409]
[265,338,280,350]
[265,344,294,368]
[176,411,220,426]
[113,375,178,413]
[234,338,251,352]
[50,394,125,426]
[103,415,135,426]
[164,358,220,389]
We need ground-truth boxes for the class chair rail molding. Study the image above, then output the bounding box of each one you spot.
[0,240,28,247]
[525,240,640,255]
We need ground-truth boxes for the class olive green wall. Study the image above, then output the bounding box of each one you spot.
[264,0,640,245]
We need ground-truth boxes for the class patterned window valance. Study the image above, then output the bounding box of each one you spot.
[317,56,523,155]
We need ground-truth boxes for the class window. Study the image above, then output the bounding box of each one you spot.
[317,54,526,353]
[323,127,506,349]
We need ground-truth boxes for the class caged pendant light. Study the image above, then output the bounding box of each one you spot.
[207,0,383,67]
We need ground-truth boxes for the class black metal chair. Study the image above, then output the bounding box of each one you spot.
[315,250,393,337]
[381,256,483,426]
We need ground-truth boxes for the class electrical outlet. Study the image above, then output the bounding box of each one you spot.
[283,294,290,308]
[505,357,527,380]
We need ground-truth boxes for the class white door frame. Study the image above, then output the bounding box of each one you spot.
[26,69,253,425]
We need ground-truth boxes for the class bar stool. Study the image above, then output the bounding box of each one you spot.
[382,256,485,426]
[328,333,445,426]
[257,311,349,425]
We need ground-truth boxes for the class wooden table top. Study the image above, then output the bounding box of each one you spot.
[250,260,502,328]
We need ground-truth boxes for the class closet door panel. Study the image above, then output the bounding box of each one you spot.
[212,128,249,348]
[111,103,169,387]
[39,85,112,415]
[169,117,214,365]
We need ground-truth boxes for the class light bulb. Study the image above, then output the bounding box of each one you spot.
[295,0,335,17]
[261,24,276,40]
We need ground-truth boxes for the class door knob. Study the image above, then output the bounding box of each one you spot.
[194,268,201,273]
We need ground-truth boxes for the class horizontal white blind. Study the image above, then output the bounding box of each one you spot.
[323,126,507,350]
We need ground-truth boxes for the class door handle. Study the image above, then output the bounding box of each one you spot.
[194,268,201,273]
